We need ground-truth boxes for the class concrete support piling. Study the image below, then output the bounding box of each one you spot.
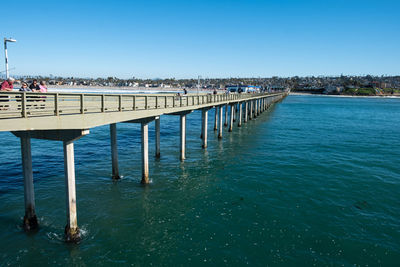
[110,123,120,179]
[244,101,248,123]
[229,105,234,132]
[202,109,208,148]
[250,101,253,120]
[262,99,264,112]
[224,104,228,126]
[141,122,149,184]
[63,140,80,242]
[257,100,259,115]
[20,135,38,231]
[200,109,204,139]
[253,100,256,118]
[155,117,160,158]
[213,107,218,131]
[13,129,89,242]
[218,106,223,139]
[238,102,242,127]
[256,100,259,116]
[233,104,236,122]
[180,114,186,161]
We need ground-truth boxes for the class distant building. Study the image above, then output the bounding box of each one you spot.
[324,85,343,94]
[226,85,261,93]
[270,85,287,92]
[371,81,380,88]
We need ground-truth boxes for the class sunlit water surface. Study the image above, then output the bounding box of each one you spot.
[0,95,399,266]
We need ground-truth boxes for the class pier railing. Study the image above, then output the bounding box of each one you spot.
[0,92,270,119]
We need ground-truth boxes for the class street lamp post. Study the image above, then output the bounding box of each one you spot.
[197,75,201,95]
[4,38,17,79]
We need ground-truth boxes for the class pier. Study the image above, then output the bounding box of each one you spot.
[0,91,286,242]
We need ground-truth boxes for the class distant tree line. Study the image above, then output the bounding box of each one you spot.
[11,75,400,92]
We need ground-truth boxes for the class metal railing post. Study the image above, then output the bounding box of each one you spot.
[101,94,105,112]
[21,92,27,118]
[80,94,85,114]
[55,93,59,116]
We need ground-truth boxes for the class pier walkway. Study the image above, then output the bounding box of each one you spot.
[0,91,286,242]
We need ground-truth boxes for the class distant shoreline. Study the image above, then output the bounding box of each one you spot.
[289,92,400,98]
[47,84,198,92]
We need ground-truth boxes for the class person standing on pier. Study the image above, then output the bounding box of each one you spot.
[29,79,40,92]
[0,77,14,91]
[0,77,14,110]
[39,81,48,93]
[19,82,32,92]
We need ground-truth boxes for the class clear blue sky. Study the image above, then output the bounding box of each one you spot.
[2,0,399,79]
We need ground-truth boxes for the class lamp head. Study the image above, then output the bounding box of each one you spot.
[4,38,17,43]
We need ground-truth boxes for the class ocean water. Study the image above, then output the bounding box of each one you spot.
[0,95,399,266]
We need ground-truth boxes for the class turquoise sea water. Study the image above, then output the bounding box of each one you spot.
[0,95,399,266]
